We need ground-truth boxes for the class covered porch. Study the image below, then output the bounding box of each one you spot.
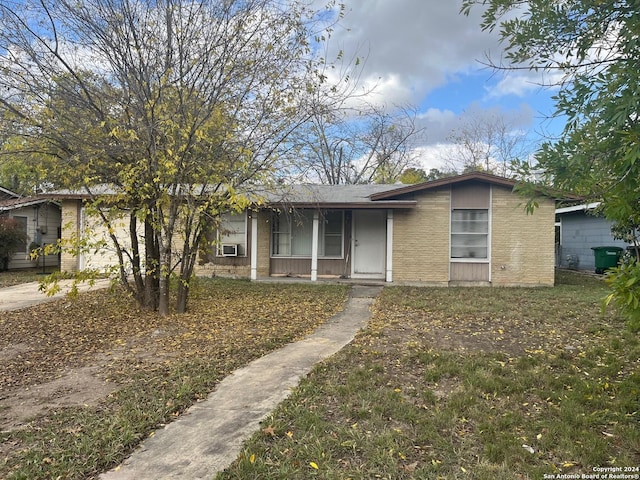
[259,208,397,282]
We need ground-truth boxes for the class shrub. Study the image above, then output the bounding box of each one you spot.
[604,258,640,332]
[0,217,28,270]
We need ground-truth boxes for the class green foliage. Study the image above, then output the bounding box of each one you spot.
[0,217,27,268]
[462,0,640,326]
[397,167,428,184]
[604,260,640,332]
[0,0,342,314]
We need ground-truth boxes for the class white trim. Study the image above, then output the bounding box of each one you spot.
[450,258,490,263]
[386,209,393,282]
[488,185,493,283]
[448,186,452,281]
[250,214,258,280]
[555,202,600,214]
[79,206,86,271]
[311,211,319,281]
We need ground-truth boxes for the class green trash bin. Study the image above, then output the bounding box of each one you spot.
[591,246,623,274]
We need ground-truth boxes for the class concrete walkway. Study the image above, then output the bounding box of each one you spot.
[0,278,111,311]
[100,285,381,480]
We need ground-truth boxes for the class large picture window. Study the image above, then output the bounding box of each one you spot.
[271,210,343,258]
[451,209,488,259]
[217,212,247,256]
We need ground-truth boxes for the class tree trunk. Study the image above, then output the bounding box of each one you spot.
[144,217,160,310]
[176,251,196,314]
[129,212,146,306]
[175,220,203,314]
[158,239,171,317]
[176,281,189,314]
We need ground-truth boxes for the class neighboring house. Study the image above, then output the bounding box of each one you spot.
[555,202,629,271]
[0,186,62,270]
[53,172,558,286]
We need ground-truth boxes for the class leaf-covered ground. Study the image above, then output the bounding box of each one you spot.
[0,278,349,479]
[0,267,59,288]
[219,271,640,480]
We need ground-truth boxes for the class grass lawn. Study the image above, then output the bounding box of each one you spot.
[219,271,640,480]
[0,278,349,480]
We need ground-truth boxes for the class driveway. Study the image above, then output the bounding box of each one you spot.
[0,279,111,312]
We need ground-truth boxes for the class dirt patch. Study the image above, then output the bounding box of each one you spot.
[0,365,117,431]
[0,342,31,362]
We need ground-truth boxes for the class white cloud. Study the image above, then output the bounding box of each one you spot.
[313,0,562,153]
[485,70,564,100]
[321,0,502,107]
[413,144,455,172]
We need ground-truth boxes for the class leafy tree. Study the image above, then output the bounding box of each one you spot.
[0,217,27,271]
[397,167,428,184]
[462,0,640,327]
[0,0,339,315]
[0,136,57,195]
[396,167,458,184]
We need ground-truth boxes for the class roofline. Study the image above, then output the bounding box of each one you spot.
[369,172,518,200]
[0,198,60,211]
[43,191,418,209]
[0,185,20,198]
[555,202,601,214]
[40,193,94,200]
[264,201,417,209]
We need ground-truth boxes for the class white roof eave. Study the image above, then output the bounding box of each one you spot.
[555,202,601,214]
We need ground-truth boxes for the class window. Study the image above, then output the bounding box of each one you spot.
[271,210,343,257]
[217,212,247,256]
[321,211,343,257]
[451,209,488,259]
[13,216,28,253]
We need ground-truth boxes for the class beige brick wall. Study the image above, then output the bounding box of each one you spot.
[392,188,450,284]
[195,262,251,278]
[60,200,81,272]
[491,186,555,286]
[392,184,555,286]
[256,210,271,277]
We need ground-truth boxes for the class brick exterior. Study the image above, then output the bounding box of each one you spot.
[195,262,251,278]
[391,184,555,286]
[59,180,556,286]
[60,199,81,272]
[256,210,271,277]
[490,186,555,286]
[392,188,450,284]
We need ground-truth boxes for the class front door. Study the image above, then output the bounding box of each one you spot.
[352,210,386,278]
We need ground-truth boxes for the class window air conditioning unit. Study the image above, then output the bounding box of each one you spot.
[221,244,238,257]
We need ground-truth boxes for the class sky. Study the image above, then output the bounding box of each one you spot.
[322,0,566,172]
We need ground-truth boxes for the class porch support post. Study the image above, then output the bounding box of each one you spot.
[386,209,393,282]
[311,210,319,281]
[250,213,258,280]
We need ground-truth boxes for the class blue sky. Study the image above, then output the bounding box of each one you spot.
[323,0,565,171]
